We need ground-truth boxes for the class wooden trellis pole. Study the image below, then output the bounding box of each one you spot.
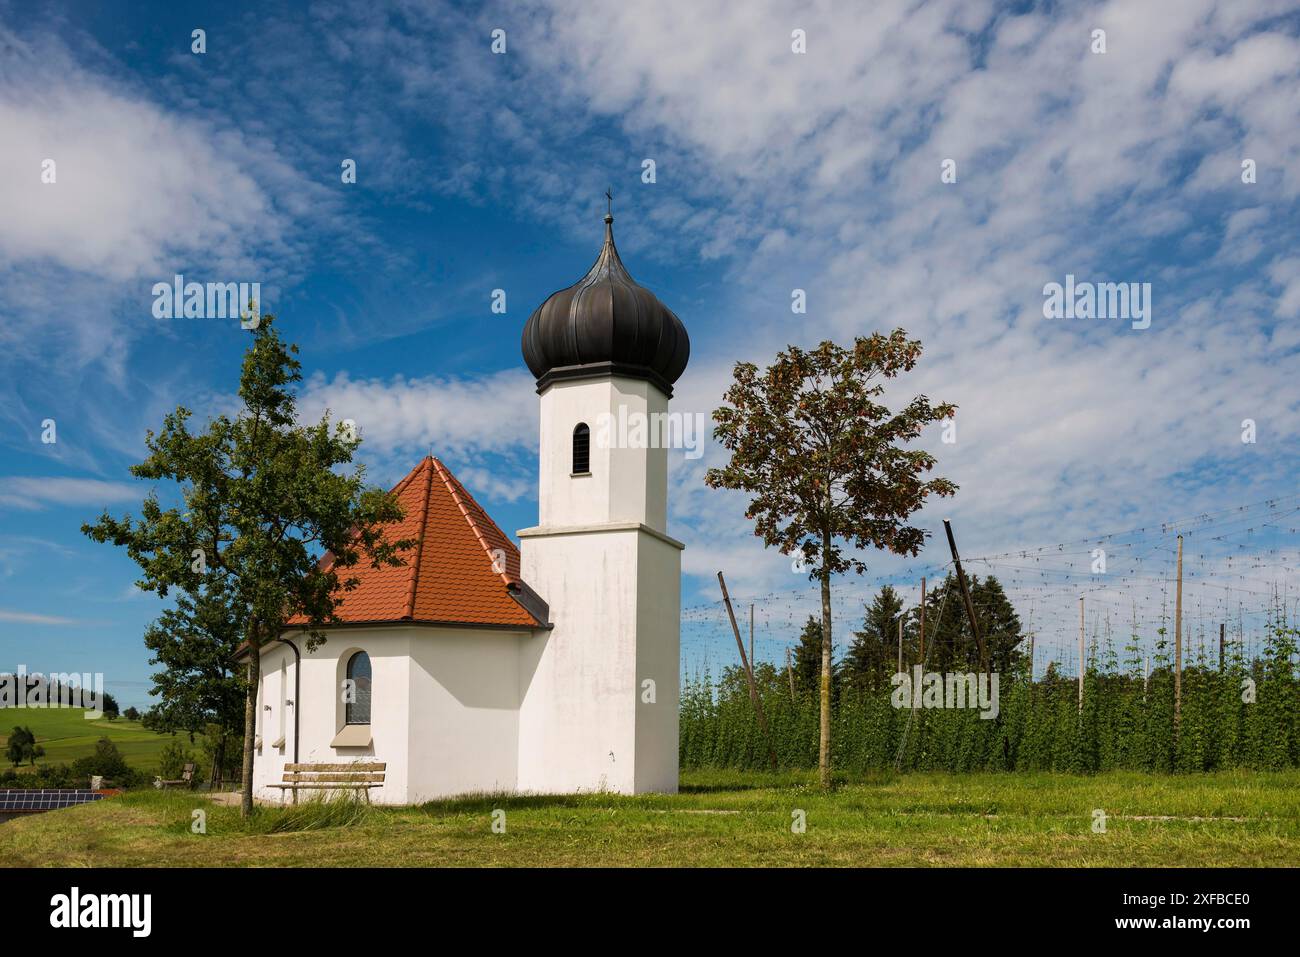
[1078,596,1084,711]
[1174,534,1183,741]
[943,519,986,671]
[718,571,778,772]
[749,603,754,671]
[919,576,926,662]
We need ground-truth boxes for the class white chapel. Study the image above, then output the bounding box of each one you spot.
[249,211,690,803]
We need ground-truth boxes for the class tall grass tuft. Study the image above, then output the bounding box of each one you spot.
[245,793,373,833]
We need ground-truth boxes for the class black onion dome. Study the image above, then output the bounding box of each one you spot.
[522,213,690,396]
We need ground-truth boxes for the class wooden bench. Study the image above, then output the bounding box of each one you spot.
[156,763,196,790]
[268,763,386,804]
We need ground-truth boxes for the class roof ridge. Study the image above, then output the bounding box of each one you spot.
[430,456,517,588]
[402,457,435,620]
[389,461,424,497]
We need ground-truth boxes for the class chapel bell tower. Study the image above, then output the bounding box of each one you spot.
[515,206,690,794]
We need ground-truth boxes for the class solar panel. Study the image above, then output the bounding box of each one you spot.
[0,789,109,812]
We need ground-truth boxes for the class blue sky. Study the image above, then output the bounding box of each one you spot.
[2,0,1299,707]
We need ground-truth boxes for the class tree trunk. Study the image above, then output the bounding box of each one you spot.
[210,729,226,791]
[240,639,260,818]
[819,542,833,789]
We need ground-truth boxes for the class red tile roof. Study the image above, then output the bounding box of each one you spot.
[288,456,545,630]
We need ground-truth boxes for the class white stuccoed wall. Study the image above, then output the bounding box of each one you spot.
[253,631,409,804]
[517,373,681,795]
[537,377,668,531]
[405,629,522,802]
[253,626,528,805]
[516,527,642,792]
[634,530,681,792]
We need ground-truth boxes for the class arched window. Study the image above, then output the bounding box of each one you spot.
[572,422,590,475]
[345,651,371,725]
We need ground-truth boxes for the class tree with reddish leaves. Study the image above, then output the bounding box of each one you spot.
[705,330,957,788]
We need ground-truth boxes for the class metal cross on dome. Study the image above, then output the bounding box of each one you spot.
[605,187,613,216]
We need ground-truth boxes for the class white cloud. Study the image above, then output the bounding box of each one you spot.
[298,368,537,460]
[454,465,533,504]
[0,28,294,282]
[0,609,85,626]
[1268,257,1300,318]
[0,24,336,469]
[504,0,1300,628]
[3,1,1297,663]
[0,476,143,511]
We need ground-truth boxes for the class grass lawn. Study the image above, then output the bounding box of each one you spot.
[2,768,1298,866]
[0,708,176,775]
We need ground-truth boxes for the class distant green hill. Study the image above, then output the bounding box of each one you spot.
[1,708,177,775]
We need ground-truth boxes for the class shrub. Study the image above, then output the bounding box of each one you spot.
[69,735,149,788]
[1,763,83,788]
[158,740,195,781]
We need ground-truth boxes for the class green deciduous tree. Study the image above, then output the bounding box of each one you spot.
[5,726,43,766]
[141,579,246,788]
[83,316,412,816]
[706,330,957,788]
